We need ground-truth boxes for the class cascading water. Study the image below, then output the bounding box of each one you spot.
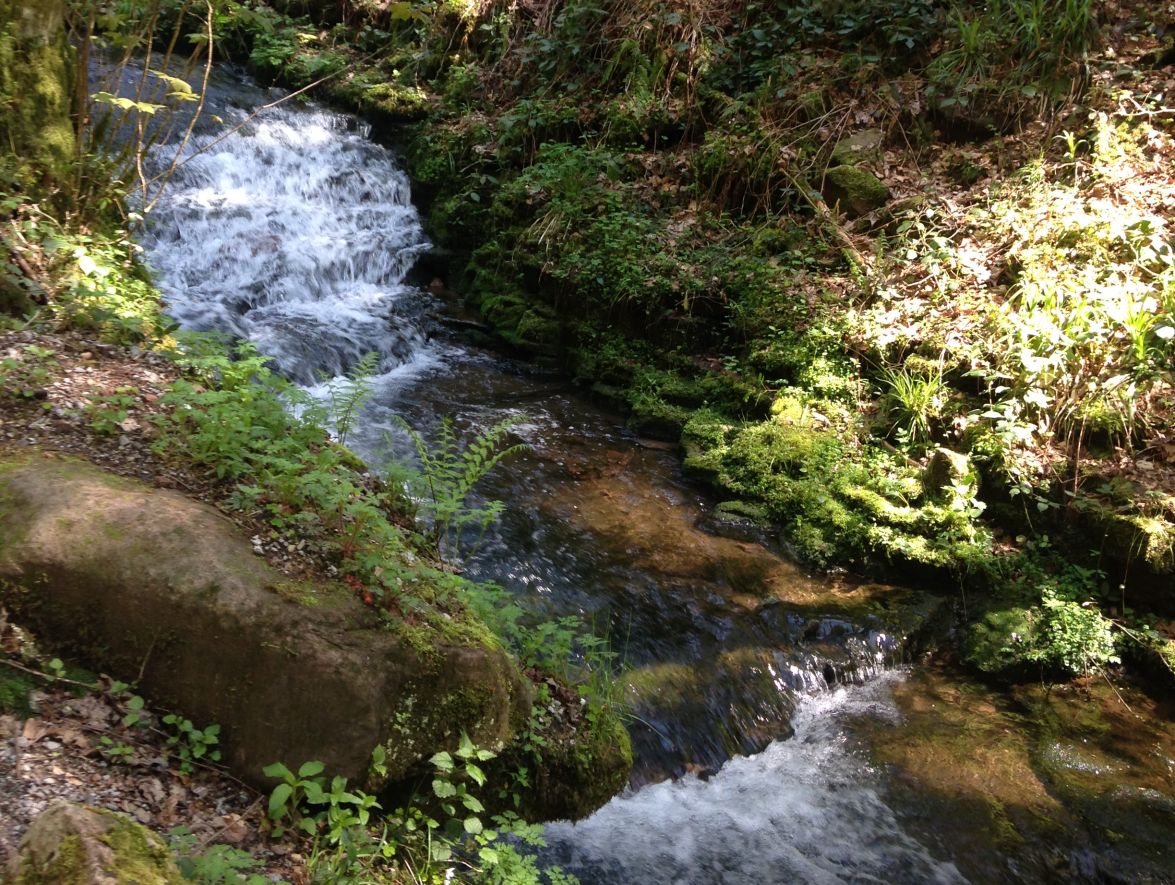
[141,78,439,387]
[544,675,964,884]
[140,75,967,883]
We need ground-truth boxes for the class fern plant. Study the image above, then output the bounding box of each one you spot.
[387,416,526,563]
[321,351,379,447]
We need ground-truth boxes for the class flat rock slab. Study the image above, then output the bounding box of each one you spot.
[0,455,531,789]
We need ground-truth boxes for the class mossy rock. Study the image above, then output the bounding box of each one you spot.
[923,447,973,497]
[497,704,633,823]
[712,500,771,525]
[9,801,183,884]
[627,394,691,441]
[822,165,890,217]
[962,605,1039,679]
[1104,513,1175,574]
[472,287,560,356]
[830,128,884,167]
[0,455,532,791]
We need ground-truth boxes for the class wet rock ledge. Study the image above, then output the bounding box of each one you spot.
[0,453,628,817]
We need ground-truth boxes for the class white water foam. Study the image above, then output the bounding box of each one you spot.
[141,98,433,387]
[544,673,966,885]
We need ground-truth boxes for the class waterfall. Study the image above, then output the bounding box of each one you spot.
[142,92,438,388]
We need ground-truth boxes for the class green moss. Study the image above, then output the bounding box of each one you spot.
[12,806,183,885]
[499,702,633,822]
[823,164,890,215]
[0,1,76,184]
[358,82,430,118]
[838,485,921,528]
[712,500,771,524]
[13,832,83,885]
[1106,514,1175,573]
[374,682,518,790]
[102,813,183,884]
[473,286,560,355]
[627,391,692,439]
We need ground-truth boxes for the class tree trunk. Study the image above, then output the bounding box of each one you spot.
[0,0,76,182]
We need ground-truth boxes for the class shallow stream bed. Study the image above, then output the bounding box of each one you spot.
[138,72,1175,884]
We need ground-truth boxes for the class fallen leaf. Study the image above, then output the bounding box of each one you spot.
[22,719,49,743]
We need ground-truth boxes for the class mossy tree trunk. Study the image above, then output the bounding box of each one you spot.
[0,0,74,316]
[0,0,76,182]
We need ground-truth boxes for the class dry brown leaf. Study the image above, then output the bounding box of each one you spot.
[220,814,250,844]
[22,719,48,743]
[57,725,90,752]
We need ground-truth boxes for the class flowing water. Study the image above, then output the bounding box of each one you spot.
[138,75,989,884]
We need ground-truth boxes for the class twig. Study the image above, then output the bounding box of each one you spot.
[135,635,158,685]
[0,656,96,690]
[73,719,258,793]
[198,796,264,848]
[1100,669,1134,715]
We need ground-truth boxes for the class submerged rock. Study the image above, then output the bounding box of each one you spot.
[8,801,182,884]
[0,455,531,792]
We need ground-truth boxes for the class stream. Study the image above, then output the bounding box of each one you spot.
[135,74,1175,884]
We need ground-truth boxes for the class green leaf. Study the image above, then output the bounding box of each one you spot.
[263,762,293,781]
[298,760,325,778]
[461,794,484,813]
[465,763,486,787]
[430,751,454,772]
[464,816,483,835]
[432,779,457,798]
[267,784,293,820]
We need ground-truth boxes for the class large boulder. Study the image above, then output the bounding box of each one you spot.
[8,801,182,885]
[0,454,532,791]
